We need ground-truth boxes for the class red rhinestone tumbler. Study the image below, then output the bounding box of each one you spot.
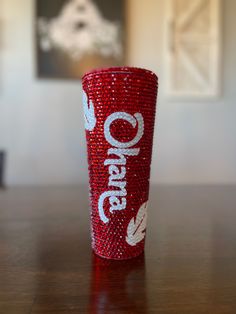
[82,67,158,260]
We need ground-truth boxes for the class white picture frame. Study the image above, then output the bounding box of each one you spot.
[164,0,222,99]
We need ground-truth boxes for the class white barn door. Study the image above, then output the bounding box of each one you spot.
[165,0,221,98]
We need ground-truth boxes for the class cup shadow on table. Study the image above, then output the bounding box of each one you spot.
[88,252,147,314]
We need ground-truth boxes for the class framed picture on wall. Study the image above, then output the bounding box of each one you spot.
[35,0,126,79]
[164,0,221,98]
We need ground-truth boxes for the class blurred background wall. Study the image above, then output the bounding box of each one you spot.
[0,0,235,185]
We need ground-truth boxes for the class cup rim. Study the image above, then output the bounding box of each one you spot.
[82,66,158,82]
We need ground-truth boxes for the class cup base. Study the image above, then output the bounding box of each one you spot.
[92,249,145,261]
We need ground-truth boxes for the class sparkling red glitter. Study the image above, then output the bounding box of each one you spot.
[82,67,158,260]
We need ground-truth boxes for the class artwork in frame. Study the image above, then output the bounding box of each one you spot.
[35,0,126,79]
[164,0,221,98]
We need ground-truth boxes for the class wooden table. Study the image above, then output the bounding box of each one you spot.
[0,185,236,313]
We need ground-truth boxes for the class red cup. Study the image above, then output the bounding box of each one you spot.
[82,67,158,260]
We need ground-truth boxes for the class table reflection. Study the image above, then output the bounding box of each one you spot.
[89,253,147,313]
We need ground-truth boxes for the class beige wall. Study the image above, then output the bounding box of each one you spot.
[0,0,236,185]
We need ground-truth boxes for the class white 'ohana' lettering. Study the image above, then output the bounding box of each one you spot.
[98,112,144,223]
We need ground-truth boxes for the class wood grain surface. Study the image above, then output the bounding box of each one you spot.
[0,185,236,313]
